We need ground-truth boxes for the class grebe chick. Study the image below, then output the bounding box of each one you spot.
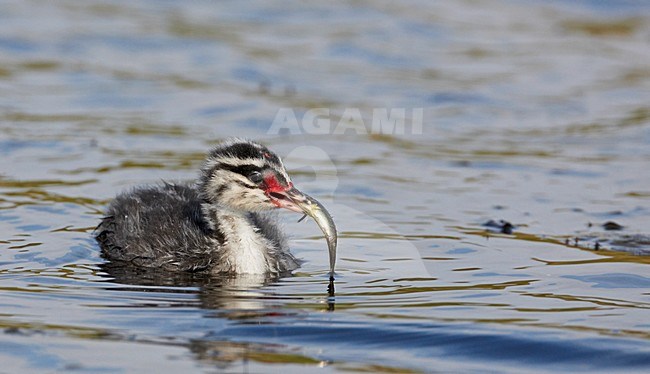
[95,139,337,275]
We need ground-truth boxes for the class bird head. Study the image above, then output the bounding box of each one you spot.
[200,138,308,213]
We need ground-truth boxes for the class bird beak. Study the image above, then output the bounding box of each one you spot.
[268,187,338,277]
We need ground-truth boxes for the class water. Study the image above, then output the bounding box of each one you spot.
[1,0,650,372]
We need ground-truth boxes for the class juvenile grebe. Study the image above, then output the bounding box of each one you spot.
[95,139,337,276]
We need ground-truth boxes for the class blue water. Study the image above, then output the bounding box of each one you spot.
[1,0,649,372]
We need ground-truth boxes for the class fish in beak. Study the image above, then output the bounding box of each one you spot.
[267,186,337,278]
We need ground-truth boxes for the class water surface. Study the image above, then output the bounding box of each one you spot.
[1,0,649,372]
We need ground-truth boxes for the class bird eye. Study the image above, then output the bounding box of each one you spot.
[248,171,263,184]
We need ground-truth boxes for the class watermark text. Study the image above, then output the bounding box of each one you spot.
[268,108,424,135]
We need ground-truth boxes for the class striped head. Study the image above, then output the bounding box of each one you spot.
[200,139,301,212]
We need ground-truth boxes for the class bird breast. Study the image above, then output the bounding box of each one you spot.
[216,209,272,274]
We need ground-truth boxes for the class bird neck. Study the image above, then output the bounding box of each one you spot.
[203,203,273,274]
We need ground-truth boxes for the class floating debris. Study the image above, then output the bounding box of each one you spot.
[483,219,515,234]
[562,233,650,255]
[603,221,624,231]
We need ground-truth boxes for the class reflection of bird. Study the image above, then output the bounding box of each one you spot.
[96,139,330,275]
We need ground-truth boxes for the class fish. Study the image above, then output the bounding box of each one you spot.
[296,194,337,279]
[282,188,338,279]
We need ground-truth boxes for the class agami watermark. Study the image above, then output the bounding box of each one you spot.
[268,108,424,135]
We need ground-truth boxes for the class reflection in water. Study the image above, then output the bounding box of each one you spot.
[95,262,336,369]
[189,339,326,370]
[99,262,336,313]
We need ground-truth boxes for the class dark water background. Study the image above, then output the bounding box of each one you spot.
[1,0,649,372]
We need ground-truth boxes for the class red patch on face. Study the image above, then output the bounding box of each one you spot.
[264,175,291,208]
[263,174,284,193]
[264,174,294,208]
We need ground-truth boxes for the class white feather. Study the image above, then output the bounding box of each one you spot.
[216,208,271,274]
